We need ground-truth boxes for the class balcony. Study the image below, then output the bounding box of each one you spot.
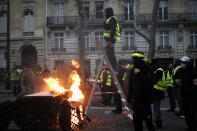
[47,16,78,26]
[22,0,34,3]
[47,13,197,26]
[187,45,197,51]
[52,48,66,52]
[137,13,197,24]
[85,46,99,51]
[158,45,172,51]
[122,46,136,51]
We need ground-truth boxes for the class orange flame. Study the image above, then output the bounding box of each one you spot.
[43,77,66,94]
[71,60,80,69]
[68,70,84,101]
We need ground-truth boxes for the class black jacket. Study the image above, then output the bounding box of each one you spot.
[104,7,117,43]
[127,62,154,104]
[174,64,197,101]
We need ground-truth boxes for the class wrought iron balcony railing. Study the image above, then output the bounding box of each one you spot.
[122,46,136,51]
[47,13,197,26]
[47,16,78,25]
[22,0,34,2]
[136,13,197,23]
[52,48,66,52]
[188,45,197,50]
[158,45,172,50]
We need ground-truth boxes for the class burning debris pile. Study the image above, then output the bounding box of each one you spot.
[0,60,90,131]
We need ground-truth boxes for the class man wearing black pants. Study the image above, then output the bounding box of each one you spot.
[166,63,176,112]
[127,52,155,131]
[103,7,121,114]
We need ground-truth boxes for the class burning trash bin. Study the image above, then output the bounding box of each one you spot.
[12,92,89,131]
[8,60,90,131]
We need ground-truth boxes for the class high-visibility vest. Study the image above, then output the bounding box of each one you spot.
[122,64,133,81]
[104,16,120,41]
[172,66,181,77]
[100,70,112,87]
[15,69,23,81]
[166,70,173,87]
[10,71,16,81]
[154,68,167,91]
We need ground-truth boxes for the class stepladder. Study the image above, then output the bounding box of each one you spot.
[85,40,133,120]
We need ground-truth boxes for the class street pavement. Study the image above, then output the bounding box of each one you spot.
[0,84,187,131]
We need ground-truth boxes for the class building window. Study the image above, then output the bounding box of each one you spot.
[23,9,34,36]
[95,1,104,18]
[190,31,197,49]
[84,32,91,51]
[82,2,89,19]
[54,33,64,51]
[124,1,133,21]
[54,3,64,24]
[190,0,197,19]
[124,32,135,50]
[95,32,103,50]
[0,7,7,35]
[159,31,170,49]
[159,0,168,21]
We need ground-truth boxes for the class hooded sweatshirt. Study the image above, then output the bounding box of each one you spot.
[104,7,117,43]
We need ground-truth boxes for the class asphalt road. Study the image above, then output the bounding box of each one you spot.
[0,84,188,131]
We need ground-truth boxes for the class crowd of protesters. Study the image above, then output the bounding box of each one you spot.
[98,52,197,131]
[0,64,51,96]
[124,53,197,131]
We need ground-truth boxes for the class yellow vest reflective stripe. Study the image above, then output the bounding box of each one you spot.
[15,69,23,80]
[10,71,16,80]
[104,16,120,41]
[122,64,133,81]
[100,70,105,83]
[106,71,112,86]
[154,68,167,91]
[172,66,181,77]
[166,71,173,87]
[100,70,112,87]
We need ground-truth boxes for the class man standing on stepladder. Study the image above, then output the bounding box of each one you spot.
[103,7,122,114]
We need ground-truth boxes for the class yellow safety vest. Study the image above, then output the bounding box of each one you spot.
[104,16,120,41]
[166,71,173,87]
[10,71,16,81]
[154,68,168,91]
[122,64,133,81]
[100,70,112,87]
[15,69,23,81]
[172,66,181,77]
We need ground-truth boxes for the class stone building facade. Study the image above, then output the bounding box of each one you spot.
[0,0,197,77]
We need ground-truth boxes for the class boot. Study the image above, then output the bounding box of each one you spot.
[155,120,162,129]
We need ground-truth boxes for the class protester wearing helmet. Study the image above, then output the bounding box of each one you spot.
[127,52,155,131]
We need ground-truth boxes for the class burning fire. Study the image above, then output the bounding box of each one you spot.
[43,60,84,102]
[71,60,80,69]
[43,60,85,126]
[43,77,66,94]
[68,70,84,101]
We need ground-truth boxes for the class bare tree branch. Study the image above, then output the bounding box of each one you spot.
[132,0,151,44]
[148,0,160,58]
[132,0,161,59]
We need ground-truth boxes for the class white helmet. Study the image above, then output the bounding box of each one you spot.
[180,56,190,62]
